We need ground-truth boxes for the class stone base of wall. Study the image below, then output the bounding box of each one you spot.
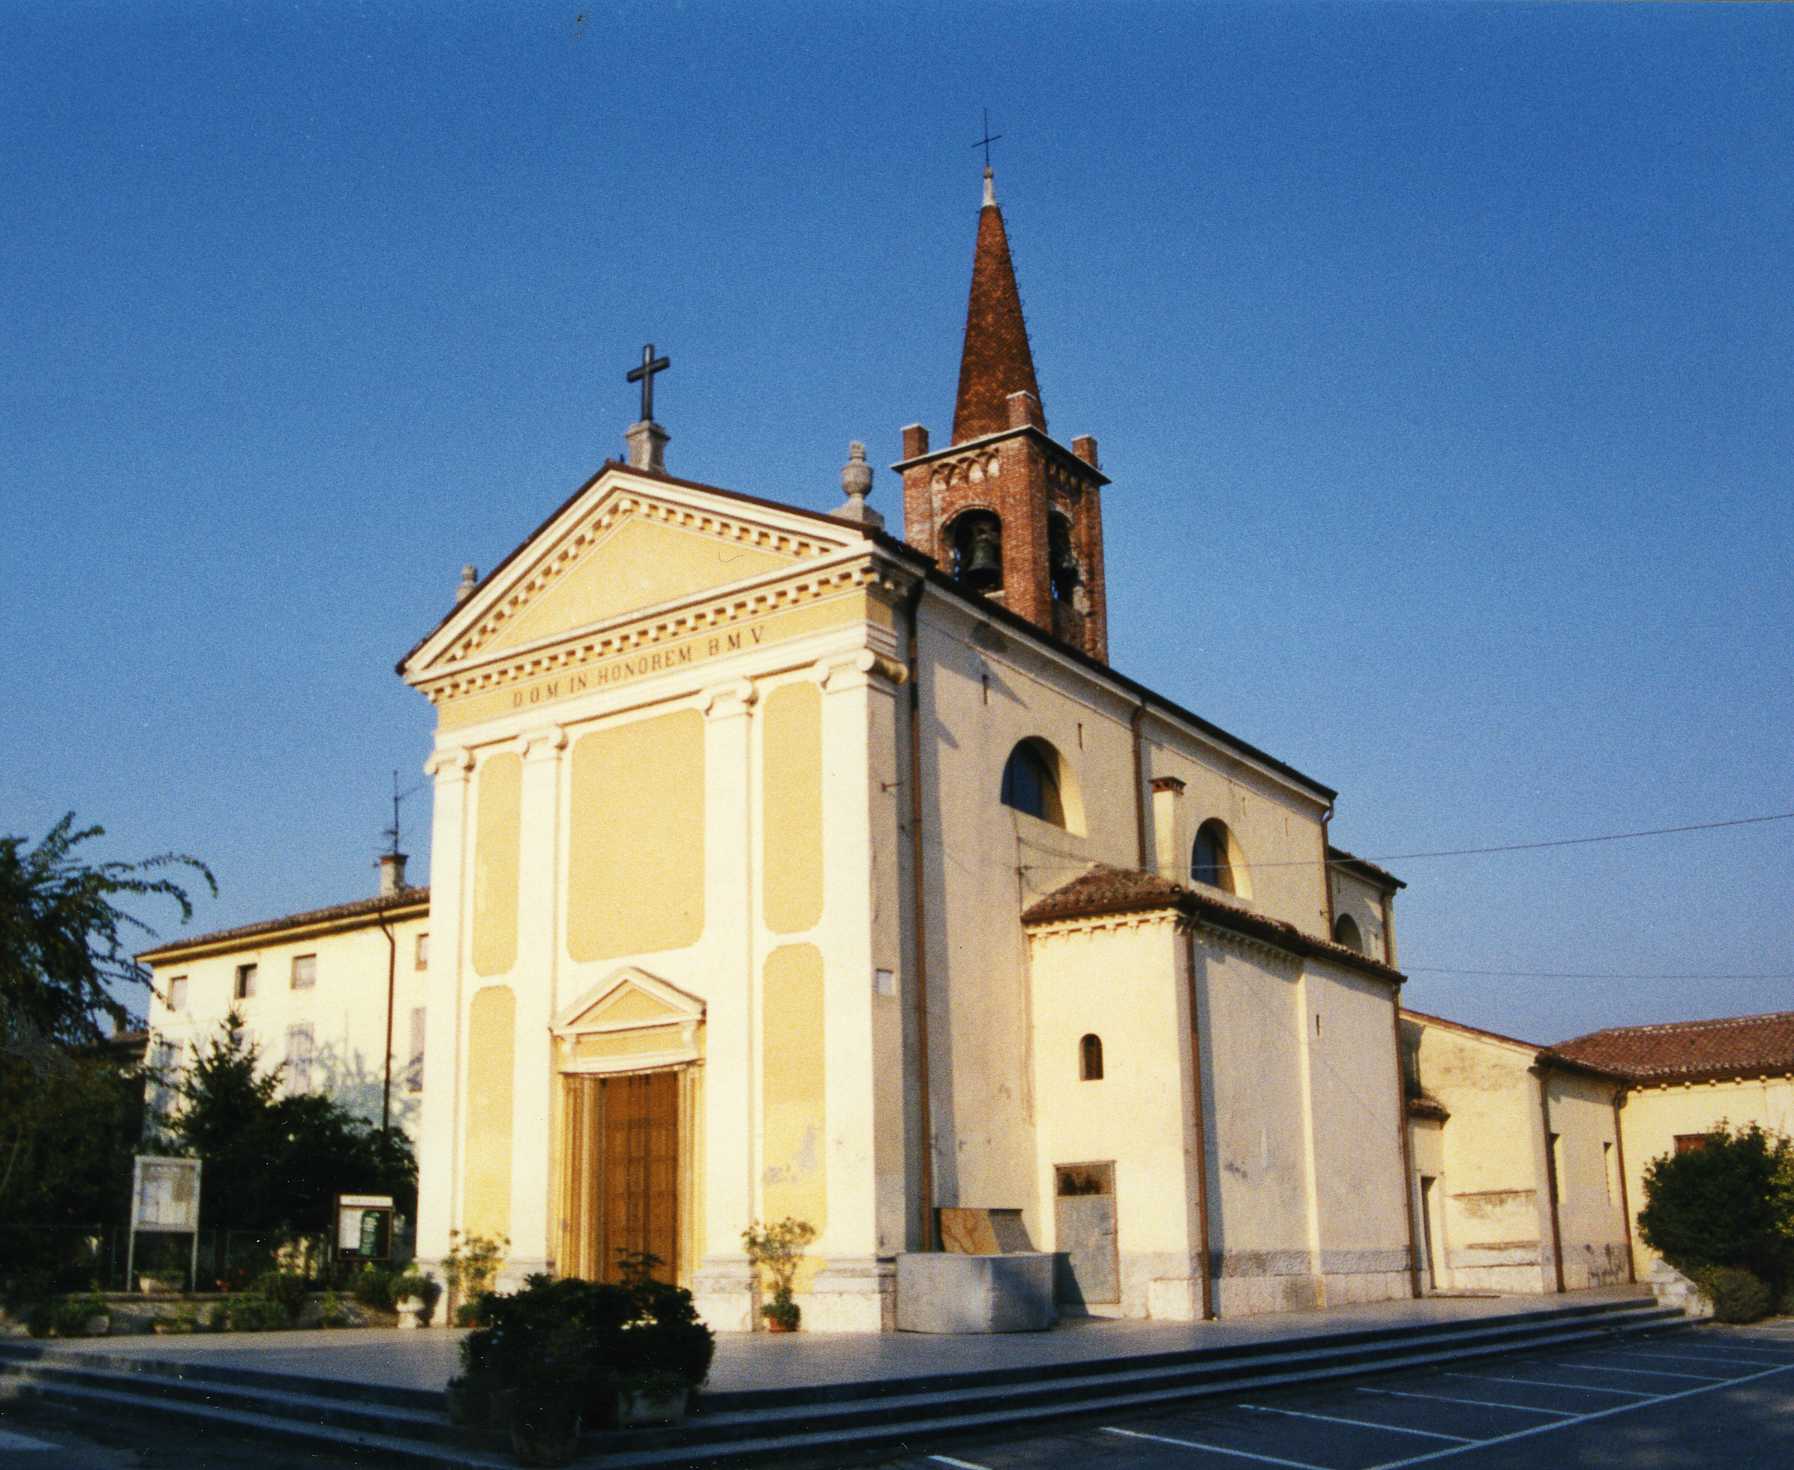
[691,1255,759,1334]
[1648,1259,1713,1320]
[1320,1269,1411,1306]
[801,1255,897,1334]
[1561,1242,1632,1290]
[1448,1262,1548,1294]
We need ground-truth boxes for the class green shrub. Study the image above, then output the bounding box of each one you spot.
[350,1263,396,1311]
[1696,1266,1772,1324]
[24,1301,53,1338]
[1639,1123,1794,1296]
[252,1269,309,1323]
[52,1291,109,1337]
[458,1270,715,1428]
[223,1292,291,1332]
[1778,1279,1794,1318]
[317,1291,354,1328]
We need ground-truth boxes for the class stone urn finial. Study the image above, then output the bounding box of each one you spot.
[838,441,883,528]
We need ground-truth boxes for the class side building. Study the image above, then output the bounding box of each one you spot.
[140,855,433,1145]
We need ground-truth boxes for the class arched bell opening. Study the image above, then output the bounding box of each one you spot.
[948,510,1004,593]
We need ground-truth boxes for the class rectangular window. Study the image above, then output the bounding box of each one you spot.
[407,1007,426,1092]
[414,932,430,971]
[286,1025,314,1093]
[233,963,258,1000]
[290,954,317,990]
[1675,1132,1717,1155]
[167,976,188,1011]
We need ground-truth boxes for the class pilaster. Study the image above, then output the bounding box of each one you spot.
[692,678,759,1331]
[807,651,906,1331]
[507,723,566,1283]
[415,745,473,1321]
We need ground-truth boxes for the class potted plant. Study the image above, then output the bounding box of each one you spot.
[443,1229,509,1326]
[742,1217,816,1333]
[615,1366,691,1427]
[391,1269,439,1329]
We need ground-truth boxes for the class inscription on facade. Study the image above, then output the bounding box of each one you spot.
[509,625,769,709]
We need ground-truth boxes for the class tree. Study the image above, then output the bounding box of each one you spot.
[1637,1121,1794,1292]
[164,1015,417,1234]
[0,814,214,1049]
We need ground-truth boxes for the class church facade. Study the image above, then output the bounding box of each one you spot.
[390,168,1417,1330]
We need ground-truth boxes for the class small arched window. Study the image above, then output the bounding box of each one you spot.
[948,511,1004,592]
[1079,1033,1104,1081]
[1332,914,1365,954]
[1192,818,1242,895]
[1000,738,1067,827]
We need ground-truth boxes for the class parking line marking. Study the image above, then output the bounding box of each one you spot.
[1241,1403,1472,1442]
[1552,1359,1729,1381]
[1615,1348,1794,1368]
[928,1458,992,1469]
[1102,1425,1325,1468]
[0,1429,56,1451]
[1442,1370,1650,1397]
[1364,1358,1794,1470]
[1356,1387,1576,1418]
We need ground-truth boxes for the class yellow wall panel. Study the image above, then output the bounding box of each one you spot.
[472,753,521,977]
[464,985,515,1241]
[762,944,827,1257]
[762,682,824,935]
[567,711,705,961]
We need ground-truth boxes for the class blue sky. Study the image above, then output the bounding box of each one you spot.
[4,2,1789,1044]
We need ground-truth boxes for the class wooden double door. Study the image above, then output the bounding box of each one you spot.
[560,1070,680,1284]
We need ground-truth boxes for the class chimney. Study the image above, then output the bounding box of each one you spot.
[378,851,408,897]
[1150,776,1185,877]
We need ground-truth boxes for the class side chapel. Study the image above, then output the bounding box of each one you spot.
[399,167,1418,1331]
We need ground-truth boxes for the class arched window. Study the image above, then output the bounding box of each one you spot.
[1080,1033,1104,1081]
[1332,914,1365,954]
[948,510,1003,592]
[1000,738,1067,827]
[1191,818,1243,895]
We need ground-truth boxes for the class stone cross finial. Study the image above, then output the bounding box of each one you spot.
[836,441,883,528]
[626,343,670,423]
[455,564,478,604]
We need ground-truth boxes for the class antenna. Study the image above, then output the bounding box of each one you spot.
[382,769,425,856]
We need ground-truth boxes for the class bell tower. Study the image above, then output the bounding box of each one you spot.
[895,167,1111,662]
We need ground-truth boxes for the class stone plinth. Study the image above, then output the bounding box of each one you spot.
[895,1252,1057,1334]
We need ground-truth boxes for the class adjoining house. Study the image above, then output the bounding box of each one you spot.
[1402,1008,1794,1291]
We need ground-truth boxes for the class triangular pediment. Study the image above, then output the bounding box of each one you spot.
[552,967,705,1038]
[402,466,867,677]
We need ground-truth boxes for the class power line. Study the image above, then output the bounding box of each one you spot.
[1014,809,1794,875]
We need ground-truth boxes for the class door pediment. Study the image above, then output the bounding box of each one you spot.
[553,967,705,1037]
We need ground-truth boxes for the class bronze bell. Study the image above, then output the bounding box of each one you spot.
[963,521,1003,591]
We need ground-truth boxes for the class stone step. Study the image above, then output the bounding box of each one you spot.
[603,1301,1688,1457]
[0,1297,1687,1467]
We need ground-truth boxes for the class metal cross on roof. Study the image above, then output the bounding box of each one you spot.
[972,109,1003,170]
[626,343,670,423]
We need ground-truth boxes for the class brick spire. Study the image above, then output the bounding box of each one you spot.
[950,169,1043,443]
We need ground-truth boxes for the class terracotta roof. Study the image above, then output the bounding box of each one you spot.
[1327,845,1407,892]
[1021,864,1404,984]
[952,175,1044,442]
[1544,1011,1794,1087]
[138,887,430,962]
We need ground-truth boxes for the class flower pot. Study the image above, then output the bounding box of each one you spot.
[764,1316,796,1334]
[616,1385,689,1427]
[394,1295,424,1329]
[81,1313,111,1338]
